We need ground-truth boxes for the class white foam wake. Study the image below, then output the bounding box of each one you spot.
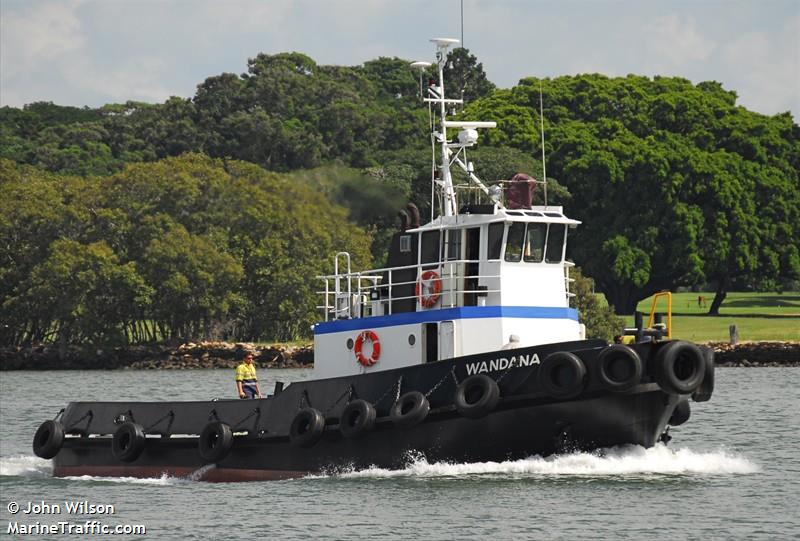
[60,473,185,486]
[330,445,759,479]
[0,455,52,478]
[0,454,210,485]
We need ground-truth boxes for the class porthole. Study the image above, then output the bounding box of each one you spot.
[346,338,354,350]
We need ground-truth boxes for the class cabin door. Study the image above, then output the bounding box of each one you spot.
[464,227,480,306]
[423,323,438,363]
[439,321,455,360]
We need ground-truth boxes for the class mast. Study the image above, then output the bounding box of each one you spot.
[432,38,459,217]
[414,38,498,219]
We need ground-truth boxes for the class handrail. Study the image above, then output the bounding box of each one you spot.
[318,254,573,321]
[317,257,506,319]
[646,291,672,339]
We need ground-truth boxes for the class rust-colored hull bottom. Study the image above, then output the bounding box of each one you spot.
[53,465,308,482]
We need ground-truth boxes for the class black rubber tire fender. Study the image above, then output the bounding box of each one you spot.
[538,351,587,400]
[32,420,65,459]
[111,422,146,462]
[597,344,643,392]
[692,346,715,402]
[289,408,325,448]
[653,341,705,395]
[198,421,233,462]
[390,391,430,428]
[340,399,377,439]
[668,399,691,426]
[454,374,500,419]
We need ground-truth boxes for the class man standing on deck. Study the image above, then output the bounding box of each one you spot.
[235,351,263,399]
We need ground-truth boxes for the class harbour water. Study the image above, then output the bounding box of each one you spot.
[1,367,797,540]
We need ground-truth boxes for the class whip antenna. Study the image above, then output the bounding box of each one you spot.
[539,80,548,207]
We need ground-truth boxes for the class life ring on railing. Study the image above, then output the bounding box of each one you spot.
[354,330,381,367]
[416,270,442,308]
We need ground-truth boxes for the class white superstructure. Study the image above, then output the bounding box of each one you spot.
[313,39,583,379]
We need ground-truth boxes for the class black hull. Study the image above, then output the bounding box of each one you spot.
[48,339,711,481]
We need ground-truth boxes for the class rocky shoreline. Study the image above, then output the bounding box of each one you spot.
[0,340,797,370]
[706,341,800,367]
[0,341,314,371]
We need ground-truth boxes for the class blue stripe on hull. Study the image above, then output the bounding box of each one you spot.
[314,306,579,335]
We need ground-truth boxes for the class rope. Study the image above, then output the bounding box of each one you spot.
[64,409,92,430]
[144,410,174,432]
[231,407,260,430]
[298,389,311,410]
[323,386,354,415]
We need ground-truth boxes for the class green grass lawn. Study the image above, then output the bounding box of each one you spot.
[627,291,800,342]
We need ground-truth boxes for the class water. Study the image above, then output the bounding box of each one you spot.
[1,367,797,540]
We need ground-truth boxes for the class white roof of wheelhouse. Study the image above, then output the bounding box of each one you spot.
[407,206,581,232]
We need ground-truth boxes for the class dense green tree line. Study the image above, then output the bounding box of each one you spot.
[1,47,797,327]
[466,75,800,312]
[0,155,372,349]
[0,53,435,176]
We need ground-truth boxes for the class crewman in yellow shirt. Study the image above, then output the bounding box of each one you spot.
[613,334,636,345]
[235,351,262,399]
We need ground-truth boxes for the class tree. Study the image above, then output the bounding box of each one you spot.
[140,220,243,340]
[4,239,150,354]
[569,267,625,341]
[465,74,800,313]
[443,48,496,104]
[0,154,374,347]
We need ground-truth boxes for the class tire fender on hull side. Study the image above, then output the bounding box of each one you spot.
[112,422,146,462]
[290,408,325,448]
[198,421,233,462]
[668,399,691,426]
[33,420,65,459]
[597,345,643,392]
[340,399,377,439]
[653,341,705,395]
[538,352,587,400]
[692,346,715,402]
[390,391,430,428]
[454,374,500,419]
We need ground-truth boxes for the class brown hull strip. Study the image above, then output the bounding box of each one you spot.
[53,465,308,482]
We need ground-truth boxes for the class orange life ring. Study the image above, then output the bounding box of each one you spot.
[416,270,442,308]
[354,330,381,367]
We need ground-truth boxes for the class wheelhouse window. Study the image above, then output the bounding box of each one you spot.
[487,222,504,260]
[504,222,525,262]
[545,224,567,263]
[446,229,461,260]
[523,223,546,263]
[399,235,412,253]
[420,231,441,264]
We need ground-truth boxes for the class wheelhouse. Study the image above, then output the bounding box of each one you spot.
[312,38,583,379]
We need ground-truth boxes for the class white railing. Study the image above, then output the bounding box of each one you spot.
[317,259,501,321]
[564,260,576,299]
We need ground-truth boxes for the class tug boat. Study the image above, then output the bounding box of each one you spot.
[34,38,714,481]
